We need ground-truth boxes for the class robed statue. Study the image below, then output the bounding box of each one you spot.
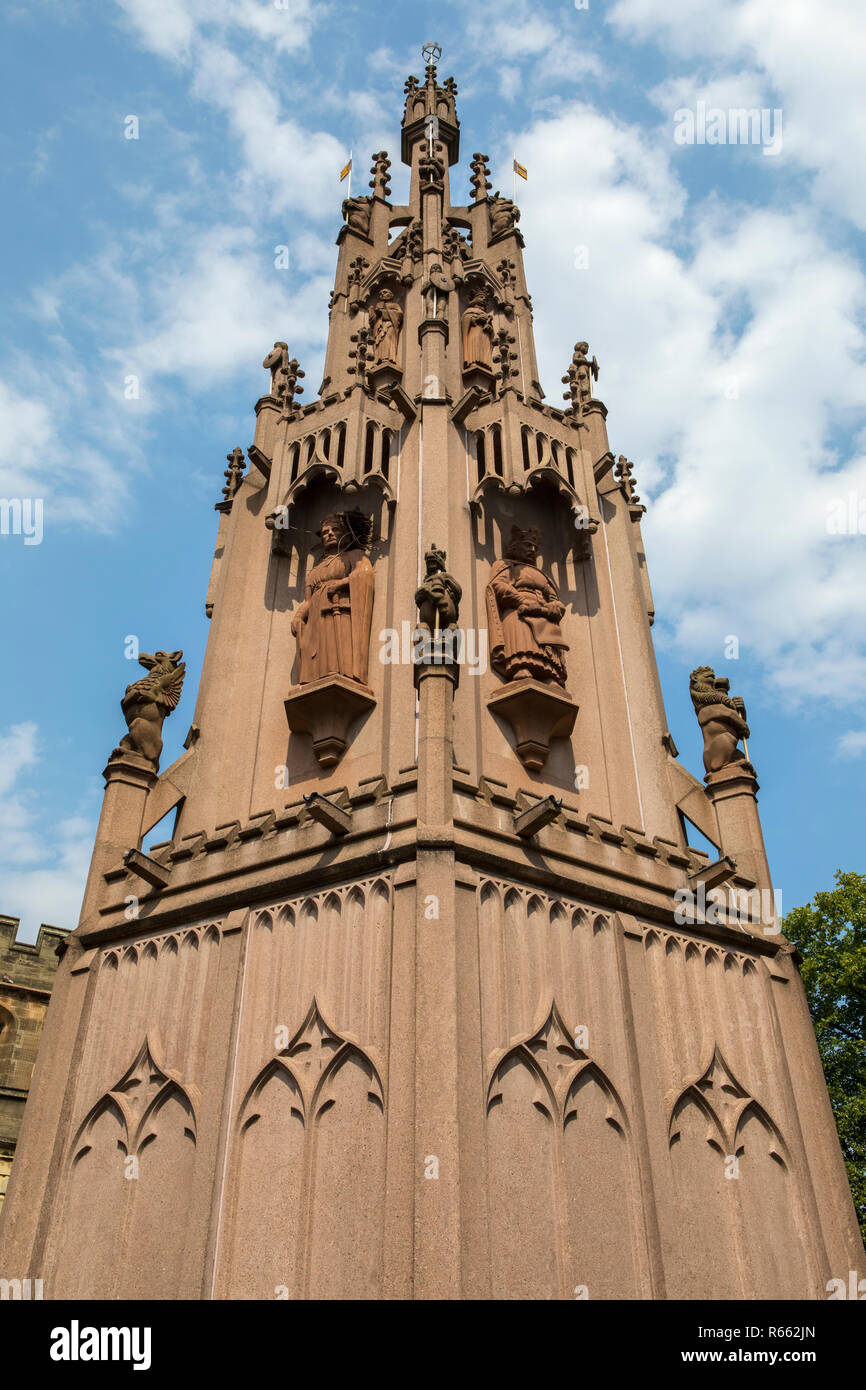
[370,288,403,366]
[461,289,494,371]
[291,511,375,686]
[486,526,568,686]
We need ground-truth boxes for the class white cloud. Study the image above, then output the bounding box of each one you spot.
[113,0,317,63]
[114,224,329,390]
[837,730,866,758]
[509,101,866,706]
[609,0,866,227]
[0,375,131,529]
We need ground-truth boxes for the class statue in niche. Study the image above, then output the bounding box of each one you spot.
[111,650,186,768]
[342,195,372,236]
[291,511,375,686]
[489,193,520,238]
[369,288,403,366]
[461,289,494,371]
[415,544,462,632]
[486,527,569,686]
[689,667,752,775]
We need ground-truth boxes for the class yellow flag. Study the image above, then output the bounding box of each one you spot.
[513,159,528,181]
[339,158,353,182]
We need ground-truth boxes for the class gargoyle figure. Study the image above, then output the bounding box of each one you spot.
[689,666,751,775]
[415,544,462,633]
[489,193,520,238]
[342,195,372,236]
[486,527,569,686]
[112,651,186,768]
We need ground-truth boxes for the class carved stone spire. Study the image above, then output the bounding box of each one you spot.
[401,42,460,168]
[220,446,246,506]
[369,151,392,201]
[492,326,519,389]
[561,341,599,414]
[614,455,641,507]
[470,152,491,201]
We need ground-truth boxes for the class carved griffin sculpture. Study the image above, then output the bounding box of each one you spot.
[112,650,186,769]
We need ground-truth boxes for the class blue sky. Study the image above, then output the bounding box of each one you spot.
[1,0,864,939]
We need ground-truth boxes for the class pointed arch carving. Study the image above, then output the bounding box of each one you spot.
[668,1044,787,1164]
[484,1000,642,1299]
[52,1035,199,1299]
[71,1035,198,1162]
[223,998,387,1299]
[239,998,384,1130]
[487,1000,627,1133]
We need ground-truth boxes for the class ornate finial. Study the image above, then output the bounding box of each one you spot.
[442,221,470,264]
[347,324,372,386]
[614,455,640,507]
[561,340,598,413]
[222,446,246,503]
[492,327,519,388]
[369,150,392,200]
[282,357,305,410]
[422,41,442,70]
[470,152,491,202]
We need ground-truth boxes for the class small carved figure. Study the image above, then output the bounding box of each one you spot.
[461,290,494,371]
[418,151,445,191]
[489,193,520,238]
[291,512,375,686]
[369,288,403,366]
[262,342,289,396]
[111,651,186,768]
[486,527,569,686]
[262,344,304,405]
[415,545,462,632]
[421,262,452,319]
[342,195,372,236]
[689,666,751,775]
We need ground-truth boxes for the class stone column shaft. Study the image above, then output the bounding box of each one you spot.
[414,663,461,1297]
[78,754,157,926]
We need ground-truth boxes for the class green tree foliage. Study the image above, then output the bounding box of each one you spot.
[784,871,866,1242]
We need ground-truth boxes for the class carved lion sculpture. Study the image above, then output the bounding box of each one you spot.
[112,650,186,768]
[689,666,750,775]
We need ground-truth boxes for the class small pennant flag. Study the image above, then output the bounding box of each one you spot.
[513,159,528,180]
[339,157,353,182]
